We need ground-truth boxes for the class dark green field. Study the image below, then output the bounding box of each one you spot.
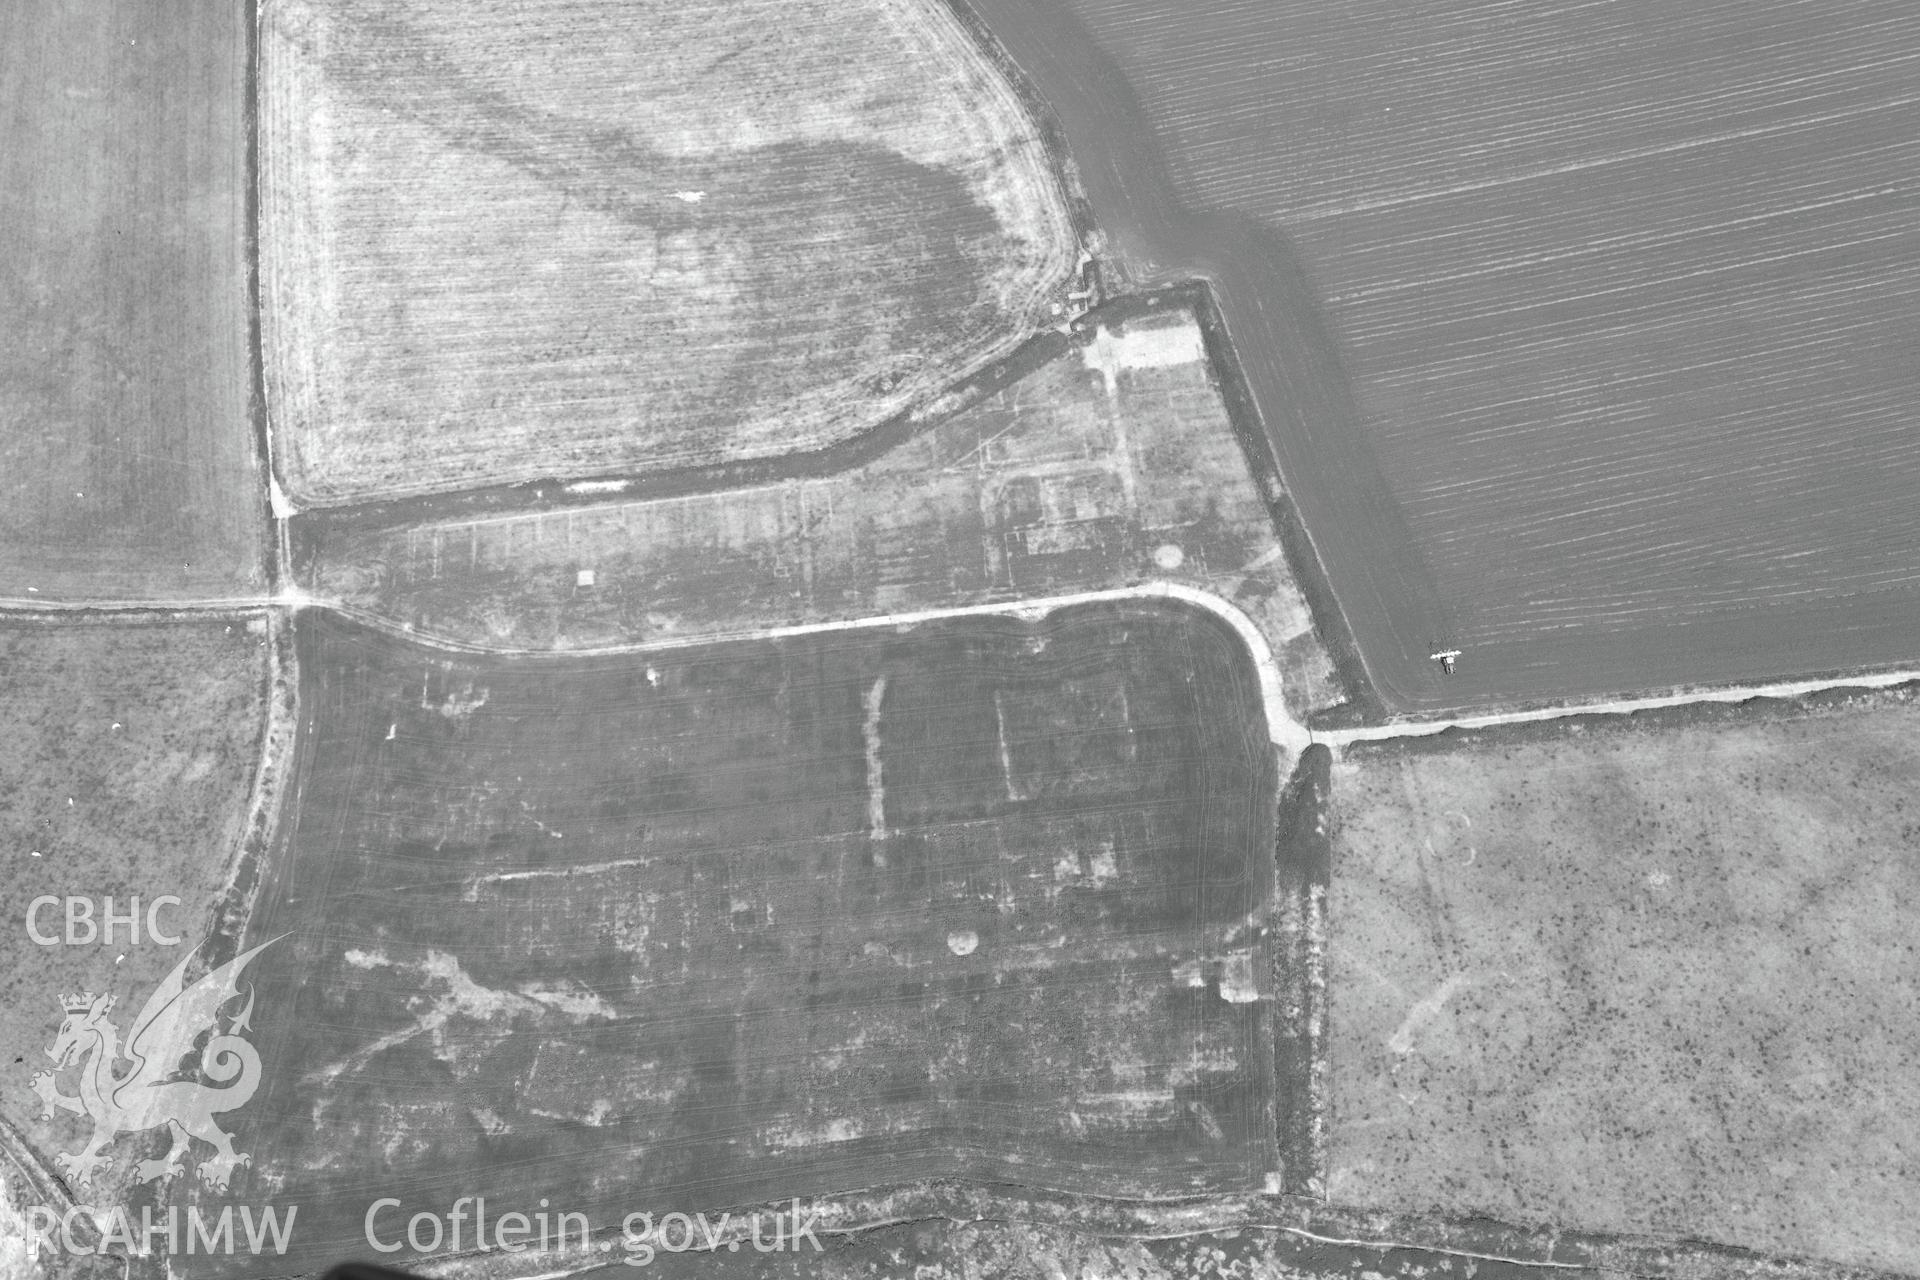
[971,0,1920,711]
[206,601,1279,1271]
[0,2,265,598]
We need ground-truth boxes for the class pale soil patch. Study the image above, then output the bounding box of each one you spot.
[1081,321,1207,390]
[0,621,269,1195]
[260,0,1076,506]
[1329,689,1920,1272]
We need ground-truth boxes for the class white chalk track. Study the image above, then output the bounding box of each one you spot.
[5,582,1917,759]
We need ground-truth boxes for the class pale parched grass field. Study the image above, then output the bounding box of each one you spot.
[259,0,1077,506]
[1329,689,1920,1273]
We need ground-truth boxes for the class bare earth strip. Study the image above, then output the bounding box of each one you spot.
[0,1,266,598]
[1327,687,1920,1274]
[420,1207,1909,1280]
[258,0,1077,507]
[0,618,271,1204]
[409,1183,1918,1280]
[298,306,1345,720]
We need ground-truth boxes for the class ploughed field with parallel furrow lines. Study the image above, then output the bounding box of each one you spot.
[1077,0,1920,223]
[258,0,1075,507]
[1334,119,1920,640]
[1062,0,1920,692]
[0,0,266,597]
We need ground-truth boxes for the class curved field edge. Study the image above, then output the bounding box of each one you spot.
[256,0,1078,508]
[211,598,1282,1268]
[290,296,1350,724]
[0,615,275,1210]
[315,580,1309,758]
[950,0,1920,717]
